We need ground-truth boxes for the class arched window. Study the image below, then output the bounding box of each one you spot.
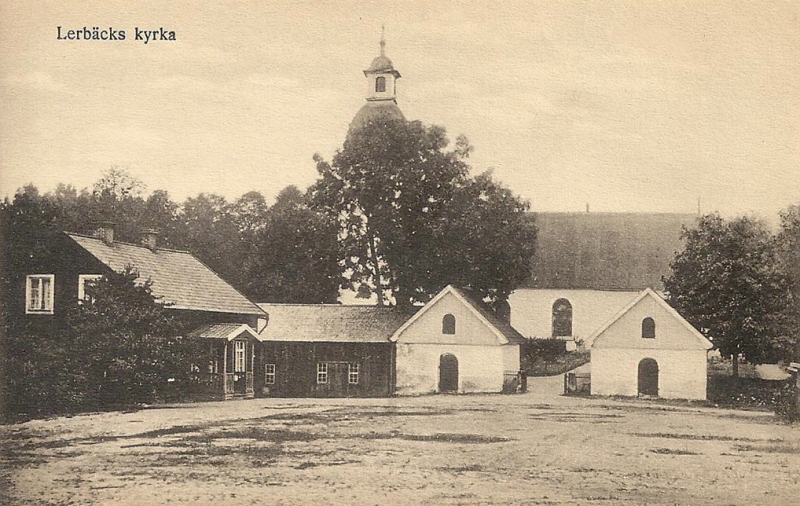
[442,314,456,335]
[642,317,656,339]
[375,76,386,92]
[552,298,572,337]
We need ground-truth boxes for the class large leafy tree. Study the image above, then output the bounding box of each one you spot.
[243,186,341,303]
[664,213,792,376]
[180,193,244,289]
[65,268,199,407]
[310,117,536,308]
[776,204,800,361]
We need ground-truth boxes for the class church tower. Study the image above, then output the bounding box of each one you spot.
[348,27,406,136]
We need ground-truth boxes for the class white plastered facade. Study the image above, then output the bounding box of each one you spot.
[392,287,521,395]
[508,289,640,348]
[589,289,712,400]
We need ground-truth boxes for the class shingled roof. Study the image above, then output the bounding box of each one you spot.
[258,304,416,343]
[188,323,261,341]
[527,212,697,291]
[67,233,265,316]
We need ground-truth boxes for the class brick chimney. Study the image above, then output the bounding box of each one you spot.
[142,229,159,252]
[94,221,116,245]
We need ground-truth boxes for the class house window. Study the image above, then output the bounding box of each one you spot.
[78,274,103,302]
[375,76,386,92]
[265,364,276,385]
[442,314,456,335]
[317,362,328,384]
[234,341,246,372]
[348,363,359,384]
[26,275,54,314]
[642,317,656,339]
[552,298,573,337]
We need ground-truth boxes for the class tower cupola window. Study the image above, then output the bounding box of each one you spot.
[375,76,386,92]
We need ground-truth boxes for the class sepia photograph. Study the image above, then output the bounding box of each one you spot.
[1,1,799,505]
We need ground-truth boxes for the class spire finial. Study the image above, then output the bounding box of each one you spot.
[380,24,386,56]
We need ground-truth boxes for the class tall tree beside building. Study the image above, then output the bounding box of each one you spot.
[776,204,800,361]
[243,186,341,303]
[180,193,244,290]
[310,117,536,308]
[664,213,792,376]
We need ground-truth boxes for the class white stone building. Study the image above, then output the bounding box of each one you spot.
[587,288,712,400]
[391,285,525,395]
[508,212,697,350]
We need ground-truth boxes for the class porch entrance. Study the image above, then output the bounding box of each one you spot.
[233,339,248,395]
[638,358,659,397]
[439,354,459,392]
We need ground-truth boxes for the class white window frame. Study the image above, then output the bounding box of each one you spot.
[78,274,103,302]
[26,274,55,314]
[317,362,328,384]
[265,363,276,385]
[234,340,246,373]
[348,363,359,385]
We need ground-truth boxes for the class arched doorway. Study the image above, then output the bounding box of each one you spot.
[638,358,659,397]
[439,354,459,393]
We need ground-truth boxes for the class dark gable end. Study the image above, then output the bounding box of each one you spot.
[527,212,697,290]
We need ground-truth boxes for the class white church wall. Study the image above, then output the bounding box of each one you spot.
[509,289,639,342]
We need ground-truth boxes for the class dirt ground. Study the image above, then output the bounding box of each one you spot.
[2,376,798,506]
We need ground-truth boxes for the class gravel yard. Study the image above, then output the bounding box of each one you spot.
[2,378,798,506]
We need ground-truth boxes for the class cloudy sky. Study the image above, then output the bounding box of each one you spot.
[1,0,798,221]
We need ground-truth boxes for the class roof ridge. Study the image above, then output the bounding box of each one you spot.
[65,231,192,254]
[257,303,400,308]
[190,255,266,316]
[528,211,698,216]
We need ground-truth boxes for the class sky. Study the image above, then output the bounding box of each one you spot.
[1,0,798,222]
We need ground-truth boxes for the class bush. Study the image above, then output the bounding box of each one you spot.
[523,338,567,362]
[775,379,799,421]
[707,373,787,410]
[1,268,198,422]
[521,338,587,376]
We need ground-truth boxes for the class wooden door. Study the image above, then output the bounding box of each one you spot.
[330,362,349,396]
[439,354,459,393]
[638,358,659,397]
[233,340,247,395]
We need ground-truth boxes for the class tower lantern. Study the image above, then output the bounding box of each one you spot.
[363,25,401,102]
[348,26,406,136]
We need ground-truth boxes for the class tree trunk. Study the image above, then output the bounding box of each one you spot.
[366,226,383,306]
[732,353,739,377]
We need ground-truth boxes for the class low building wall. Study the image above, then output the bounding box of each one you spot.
[395,344,504,395]
[591,348,708,400]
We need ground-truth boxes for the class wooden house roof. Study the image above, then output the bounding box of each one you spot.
[258,304,416,343]
[527,212,697,290]
[67,233,265,316]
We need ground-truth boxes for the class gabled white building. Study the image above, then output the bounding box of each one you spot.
[391,285,526,395]
[588,288,713,400]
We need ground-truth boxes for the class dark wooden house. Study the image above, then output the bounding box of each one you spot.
[8,224,266,400]
[257,304,415,397]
